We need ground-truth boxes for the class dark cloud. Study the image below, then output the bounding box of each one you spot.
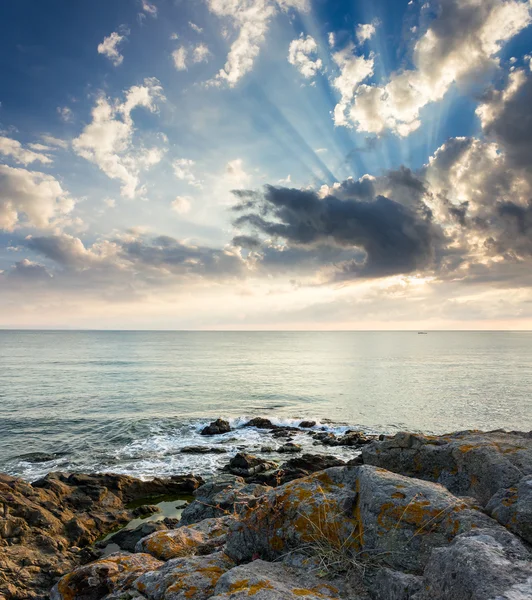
[233,183,443,279]
[7,259,52,281]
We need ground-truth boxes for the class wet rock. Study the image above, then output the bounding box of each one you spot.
[312,432,339,446]
[135,516,234,560]
[132,504,160,518]
[337,431,374,447]
[299,421,317,429]
[282,453,345,474]
[0,471,203,600]
[261,446,274,453]
[180,446,228,454]
[272,430,293,439]
[224,453,277,477]
[180,475,271,526]
[211,559,342,600]
[51,553,163,600]
[107,521,169,553]
[16,452,68,464]
[418,528,532,599]
[362,429,532,506]
[134,550,234,600]
[200,419,231,436]
[276,443,302,454]
[486,474,532,544]
[244,418,276,429]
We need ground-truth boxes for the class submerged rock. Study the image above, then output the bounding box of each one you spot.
[180,446,228,454]
[200,419,231,436]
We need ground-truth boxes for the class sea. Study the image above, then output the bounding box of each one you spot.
[1,330,531,482]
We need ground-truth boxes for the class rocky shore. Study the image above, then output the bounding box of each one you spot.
[1,422,531,600]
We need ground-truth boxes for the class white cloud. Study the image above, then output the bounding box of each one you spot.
[172,47,188,70]
[343,0,532,136]
[207,0,309,87]
[72,78,165,198]
[172,195,192,214]
[225,158,250,187]
[173,158,202,187]
[41,135,69,150]
[170,33,179,41]
[97,30,128,66]
[288,34,323,79]
[0,136,53,165]
[331,44,374,127]
[189,21,203,33]
[193,43,211,63]
[141,0,158,17]
[57,106,73,122]
[356,22,377,44]
[0,164,75,231]
[328,32,335,48]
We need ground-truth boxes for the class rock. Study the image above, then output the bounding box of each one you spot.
[261,446,274,453]
[277,443,302,454]
[107,521,169,553]
[135,516,234,560]
[225,465,507,572]
[210,559,342,600]
[337,431,374,447]
[486,474,532,544]
[224,453,277,477]
[244,418,276,429]
[180,475,271,526]
[51,553,163,600]
[132,504,160,518]
[180,446,228,454]
[299,421,317,429]
[250,454,347,486]
[362,429,532,506]
[0,471,203,600]
[418,528,532,599]
[200,419,231,436]
[16,452,68,464]
[370,568,423,600]
[134,551,234,600]
[174,500,189,509]
[312,432,339,446]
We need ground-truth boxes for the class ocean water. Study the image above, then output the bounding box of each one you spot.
[0,330,531,481]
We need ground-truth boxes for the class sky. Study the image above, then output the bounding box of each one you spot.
[1,0,532,330]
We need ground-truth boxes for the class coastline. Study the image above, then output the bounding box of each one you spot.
[1,422,531,600]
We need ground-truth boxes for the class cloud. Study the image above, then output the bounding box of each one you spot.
[193,43,211,63]
[207,0,309,86]
[57,106,73,122]
[173,158,202,187]
[97,30,128,66]
[189,21,203,33]
[40,135,69,150]
[340,0,532,136]
[356,22,377,44]
[0,164,75,231]
[172,47,188,70]
[140,0,158,17]
[288,34,323,79]
[72,78,165,198]
[0,136,53,165]
[172,195,192,214]
[331,45,374,127]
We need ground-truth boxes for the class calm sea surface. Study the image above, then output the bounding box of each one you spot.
[0,331,531,481]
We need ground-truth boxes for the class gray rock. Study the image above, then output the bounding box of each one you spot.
[486,474,532,544]
[107,521,169,552]
[133,551,234,600]
[200,419,231,436]
[277,443,302,453]
[299,421,317,428]
[225,452,277,477]
[211,559,342,600]
[370,568,423,600]
[362,430,532,506]
[417,529,532,599]
[180,475,270,525]
[180,446,228,454]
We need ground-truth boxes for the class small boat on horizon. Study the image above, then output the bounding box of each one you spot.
[418,331,428,335]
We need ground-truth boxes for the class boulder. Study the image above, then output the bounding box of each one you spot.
[417,528,532,599]
[134,551,234,600]
[277,443,302,454]
[210,559,342,600]
[362,430,532,506]
[243,418,276,429]
[224,453,277,477]
[200,419,231,436]
[250,454,347,487]
[180,475,271,526]
[299,421,317,429]
[180,446,228,454]
[107,521,169,553]
[225,465,507,572]
[486,474,532,544]
[337,431,374,447]
[369,568,423,600]
[51,553,163,600]
[136,516,234,560]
